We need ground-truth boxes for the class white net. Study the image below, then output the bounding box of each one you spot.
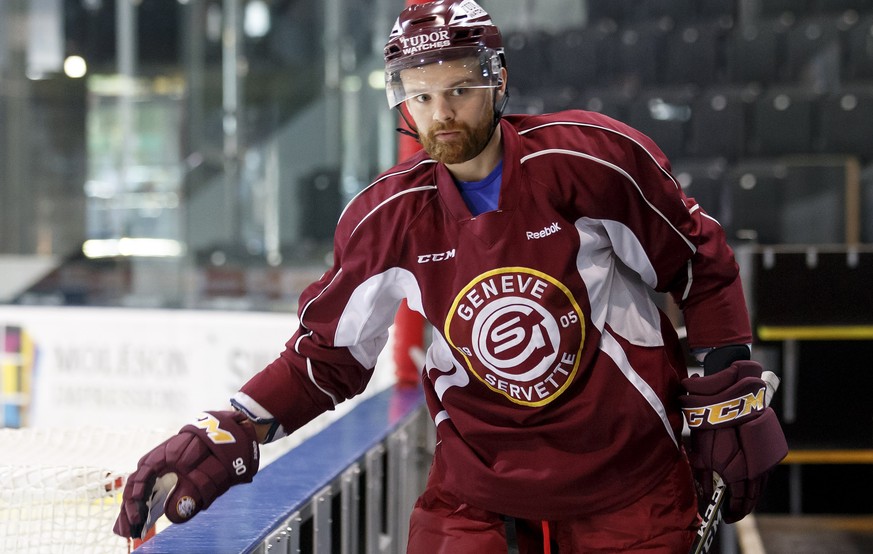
[0,368,398,553]
[0,412,369,553]
[0,427,174,554]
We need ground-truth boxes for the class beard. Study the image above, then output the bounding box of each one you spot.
[420,106,494,165]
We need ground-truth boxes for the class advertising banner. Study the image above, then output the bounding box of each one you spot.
[0,306,312,429]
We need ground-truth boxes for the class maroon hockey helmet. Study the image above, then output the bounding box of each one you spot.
[384,0,505,109]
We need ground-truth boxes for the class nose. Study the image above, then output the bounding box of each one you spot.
[432,94,455,122]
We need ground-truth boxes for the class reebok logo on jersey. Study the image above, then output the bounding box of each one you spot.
[526,222,561,240]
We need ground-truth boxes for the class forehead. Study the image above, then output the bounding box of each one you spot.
[399,57,486,90]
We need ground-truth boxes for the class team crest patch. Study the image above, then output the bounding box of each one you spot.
[176,496,197,520]
[445,267,584,406]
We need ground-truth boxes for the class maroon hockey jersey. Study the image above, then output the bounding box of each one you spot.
[234,110,752,520]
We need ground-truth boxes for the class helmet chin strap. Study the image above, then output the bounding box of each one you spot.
[480,85,509,148]
[395,107,420,142]
[491,86,510,132]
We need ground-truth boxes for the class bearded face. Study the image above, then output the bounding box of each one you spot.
[397,56,501,166]
[419,100,495,164]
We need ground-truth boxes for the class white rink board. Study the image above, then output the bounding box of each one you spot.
[0,305,397,431]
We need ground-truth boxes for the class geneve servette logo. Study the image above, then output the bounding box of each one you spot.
[444,267,585,407]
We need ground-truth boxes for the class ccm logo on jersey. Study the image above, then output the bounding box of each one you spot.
[526,222,561,240]
[683,387,766,429]
[418,249,456,264]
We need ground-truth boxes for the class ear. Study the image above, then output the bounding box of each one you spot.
[497,67,508,95]
[494,67,509,105]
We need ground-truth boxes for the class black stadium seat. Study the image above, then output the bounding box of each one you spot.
[723,159,788,244]
[672,157,728,221]
[725,19,791,84]
[663,19,732,86]
[845,14,873,81]
[687,85,760,159]
[626,86,697,160]
[750,87,821,156]
[784,15,844,86]
[503,30,552,94]
[546,26,615,89]
[818,85,873,159]
[612,20,672,86]
[575,85,634,122]
[780,160,851,244]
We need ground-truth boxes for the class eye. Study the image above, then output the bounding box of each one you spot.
[412,93,431,104]
[451,88,467,97]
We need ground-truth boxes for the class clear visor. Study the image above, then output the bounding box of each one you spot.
[385,47,501,109]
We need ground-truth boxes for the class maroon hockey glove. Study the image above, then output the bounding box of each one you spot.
[680,360,787,523]
[113,410,260,539]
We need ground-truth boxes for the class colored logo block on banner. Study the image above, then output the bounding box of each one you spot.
[1,325,37,428]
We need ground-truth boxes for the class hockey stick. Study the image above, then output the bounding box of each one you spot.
[689,474,727,554]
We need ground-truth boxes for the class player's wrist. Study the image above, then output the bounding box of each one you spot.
[701,344,751,376]
[231,407,276,444]
[230,394,285,443]
[246,419,271,444]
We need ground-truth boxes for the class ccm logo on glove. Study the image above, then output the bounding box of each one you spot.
[682,386,766,428]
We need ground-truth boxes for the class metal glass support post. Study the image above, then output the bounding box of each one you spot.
[313,484,333,553]
[322,0,342,163]
[264,140,282,265]
[365,444,387,554]
[1,0,32,253]
[386,428,408,554]
[222,0,243,243]
[116,0,137,216]
[341,464,362,554]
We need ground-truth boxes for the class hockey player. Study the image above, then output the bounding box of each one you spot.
[114,1,787,551]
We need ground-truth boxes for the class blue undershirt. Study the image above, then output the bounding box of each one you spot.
[455,161,503,216]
